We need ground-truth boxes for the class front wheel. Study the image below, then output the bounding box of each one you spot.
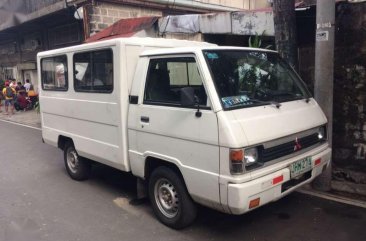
[148,166,197,229]
[64,142,91,181]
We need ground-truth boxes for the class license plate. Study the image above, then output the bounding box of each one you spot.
[290,156,312,178]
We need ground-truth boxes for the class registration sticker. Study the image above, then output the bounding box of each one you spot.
[205,52,219,59]
[221,95,250,108]
[290,156,312,178]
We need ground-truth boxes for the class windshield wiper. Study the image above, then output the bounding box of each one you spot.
[247,99,281,109]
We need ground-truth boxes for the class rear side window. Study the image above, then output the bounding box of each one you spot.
[41,55,68,91]
[73,49,113,93]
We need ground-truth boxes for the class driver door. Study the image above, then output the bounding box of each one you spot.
[136,54,220,204]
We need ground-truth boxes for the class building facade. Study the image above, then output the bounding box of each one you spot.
[0,0,271,89]
[77,0,270,37]
[0,0,83,89]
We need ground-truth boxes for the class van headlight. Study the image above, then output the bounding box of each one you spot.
[230,147,258,175]
[318,125,327,140]
[244,147,258,166]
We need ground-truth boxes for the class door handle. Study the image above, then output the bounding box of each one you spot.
[140,116,150,123]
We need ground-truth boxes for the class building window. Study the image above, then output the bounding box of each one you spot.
[144,56,207,106]
[73,49,113,93]
[0,42,16,55]
[48,23,81,48]
[41,55,68,91]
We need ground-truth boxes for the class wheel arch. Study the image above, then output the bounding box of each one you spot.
[144,155,185,183]
[58,135,73,151]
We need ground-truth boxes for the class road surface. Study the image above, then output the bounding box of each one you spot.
[0,120,365,241]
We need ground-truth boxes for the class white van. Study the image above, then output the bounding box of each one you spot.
[38,37,331,229]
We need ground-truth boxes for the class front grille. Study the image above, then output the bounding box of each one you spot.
[259,132,324,163]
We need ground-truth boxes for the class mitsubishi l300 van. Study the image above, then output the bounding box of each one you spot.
[38,38,331,229]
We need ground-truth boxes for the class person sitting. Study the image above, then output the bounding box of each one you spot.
[14,92,28,111]
[27,85,38,108]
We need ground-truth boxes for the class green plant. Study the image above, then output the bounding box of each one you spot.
[0,79,4,89]
[248,31,272,49]
[249,34,262,48]
[34,100,40,113]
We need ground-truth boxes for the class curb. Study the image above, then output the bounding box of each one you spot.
[297,188,366,209]
[0,118,41,130]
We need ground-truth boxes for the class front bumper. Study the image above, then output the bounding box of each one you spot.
[227,147,331,214]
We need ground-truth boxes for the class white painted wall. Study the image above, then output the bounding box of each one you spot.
[197,0,270,9]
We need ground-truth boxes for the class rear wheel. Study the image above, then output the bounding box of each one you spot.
[64,142,91,181]
[148,166,197,229]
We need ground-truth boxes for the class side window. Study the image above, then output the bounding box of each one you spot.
[74,49,113,93]
[41,55,68,91]
[144,57,207,106]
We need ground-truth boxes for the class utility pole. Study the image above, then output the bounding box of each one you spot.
[312,0,335,191]
[272,0,298,70]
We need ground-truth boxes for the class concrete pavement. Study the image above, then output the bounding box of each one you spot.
[0,108,41,129]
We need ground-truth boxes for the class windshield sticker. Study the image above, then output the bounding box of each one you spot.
[221,95,250,108]
[205,52,219,59]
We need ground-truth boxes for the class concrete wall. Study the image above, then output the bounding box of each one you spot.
[87,2,162,35]
[158,11,274,36]
[298,3,366,178]
[86,0,271,36]
[333,3,366,171]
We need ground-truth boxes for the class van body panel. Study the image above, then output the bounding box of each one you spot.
[218,98,327,148]
[133,105,221,205]
[128,51,221,206]
[39,38,214,173]
[39,44,129,170]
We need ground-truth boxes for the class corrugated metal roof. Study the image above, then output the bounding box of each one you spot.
[85,16,159,43]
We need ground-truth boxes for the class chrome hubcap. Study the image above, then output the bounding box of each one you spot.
[67,149,79,173]
[154,178,179,218]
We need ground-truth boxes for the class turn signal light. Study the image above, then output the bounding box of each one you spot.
[230,149,244,174]
[314,158,321,166]
[230,149,244,162]
[249,198,260,209]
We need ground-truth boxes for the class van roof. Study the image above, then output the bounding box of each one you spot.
[140,46,278,56]
[37,37,215,57]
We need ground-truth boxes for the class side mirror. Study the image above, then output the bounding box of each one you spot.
[180,87,195,107]
[180,87,202,118]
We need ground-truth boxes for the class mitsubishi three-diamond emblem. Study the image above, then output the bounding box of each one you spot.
[294,137,302,151]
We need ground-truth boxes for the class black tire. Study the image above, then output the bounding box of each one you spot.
[148,166,197,229]
[63,142,91,181]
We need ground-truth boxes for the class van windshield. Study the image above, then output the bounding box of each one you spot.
[203,50,311,110]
